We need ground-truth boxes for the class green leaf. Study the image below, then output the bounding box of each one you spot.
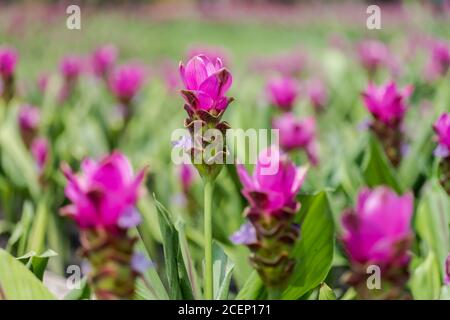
[64,278,91,300]
[212,241,235,300]
[27,198,50,254]
[0,249,55,299]
[362,136,403,193]
[318,283,336,300]
[282,192,335,299]
[235,271,265,300]
[440,286,450,300]
[236,192,335,300]
[6,201,34,255]
[410,252,441,300]
[154,195,194,300]
[16,249,57,281]
[415,179,450,278]
[0,124,40,199]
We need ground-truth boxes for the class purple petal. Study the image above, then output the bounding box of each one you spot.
[118,207,142,229]
[230,222,257,245]
[172,135,193,151]
[434,144,450,158]
[131,253,154,274]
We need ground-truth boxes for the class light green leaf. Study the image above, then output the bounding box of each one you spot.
[318,283,336,300]
[154,195,194,300]
[410,252,441,300]
[415,179,450,278]
[16,249,57,281]
[281,192,335,299]
[236,192,335,300]
[362,136,403,193]
[64,278,91,300]
[0,249,55,300]
[212,241,235,300]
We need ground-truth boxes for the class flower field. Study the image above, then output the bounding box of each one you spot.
[0,0,449,301]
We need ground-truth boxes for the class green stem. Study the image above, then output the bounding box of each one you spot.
[203,179,214,300]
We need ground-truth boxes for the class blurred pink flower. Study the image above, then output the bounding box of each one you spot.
[31,137,49,173]
[362,81,413,125]
[237,146,307,215]
[37,73,49,94]
[61,152,146,232]
[357,40,389,74]
[18,104,40,133]
[0,47,18,78]
[91,45,118,78]
[109,63,146,105]
[161,60,181,92]
[425,40,450,81]
[272,113,319,166]
[433,112,450,158]
[266,76,299,112]
[59,55,84,80]
[307,79,327,111]
[179,54,233,114]
[179,163,196,192]
[342,186,413,268]
[445,254,450,285]
[251,50,306,77]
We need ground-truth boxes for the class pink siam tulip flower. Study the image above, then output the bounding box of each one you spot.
[341,186,414,299]
[233,146,307,288]
[433,113,450,194]
[0,47,18,78]
[179,163,196,192]
[109,63,146,106]
[37,73,49,94]
[237,146,308,215]
[445,254,450,285]
[18,104,40,133]
[272,113,319,166]
[307,79,328,112]
[342,187,413,267]
[266,76,299,112]
[61,152,146,232]
[31,137,49,174]
[0,47,18,102]
[179,54,233,115]
[433,113,450,158]
[91,45,118,79]
[357,40,389,75]
[161,60,181,92]
[59,55,84,81]
[425,40,450,81]
[362,81,413,125]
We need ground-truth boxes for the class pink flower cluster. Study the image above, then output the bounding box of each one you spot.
[61,152,146,232]
[180,54,233,114]
[433,113,450,158]
[237,146,307,215]
[362,81,413,125]
[341,187,413,268]
[266,76,299,112]
[273,113,318,166]
[0,47,18,78]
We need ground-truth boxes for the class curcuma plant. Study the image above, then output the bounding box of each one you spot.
[0,1,450,303]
